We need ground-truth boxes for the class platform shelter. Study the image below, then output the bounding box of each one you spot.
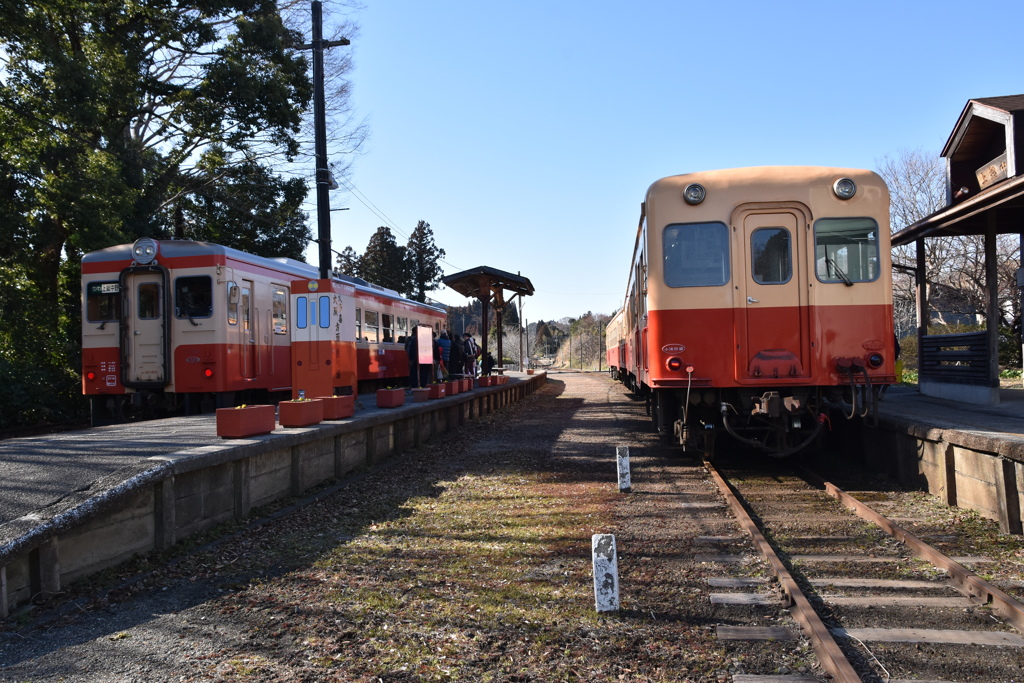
[892,94,1024,405]
[442,266,534,370]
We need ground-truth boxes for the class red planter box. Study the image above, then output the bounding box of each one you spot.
[463,378,473,392]
[376,388,405,408]
[411,388,430,402]
[428,384,446,399]
[216,405,276,438]
[476,377,492,388]
[445,380,459,396]
[317,395,354,420]
[279,399,324,427]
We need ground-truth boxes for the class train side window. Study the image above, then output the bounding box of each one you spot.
[272,287,288,334]
[663,222,730,287]
[751,227,792,284]
[382,313,394,342]
[86,281,121,322]
[355,307,361,340]
[814,217,880,283]
[174,276,212,319]
[296,296,308,328]
[364,310,379,343]
[396,316,408,341]
[138,283,160,319]
[226,282,239,325]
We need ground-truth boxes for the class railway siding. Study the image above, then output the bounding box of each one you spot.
[1,374,545,619]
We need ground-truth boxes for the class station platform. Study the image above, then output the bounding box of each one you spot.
[877,384,1024,462]
[869,383,1024,536]
[0,372,547,618]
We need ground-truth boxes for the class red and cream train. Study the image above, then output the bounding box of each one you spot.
[606,166,896,456]
[81,238,445,423]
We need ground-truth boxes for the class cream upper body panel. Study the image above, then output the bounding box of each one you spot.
[644,166,892,312]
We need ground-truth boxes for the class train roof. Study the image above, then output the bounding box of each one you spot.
[82,240,446,314]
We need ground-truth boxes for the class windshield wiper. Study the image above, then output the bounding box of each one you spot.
[826,258,854,287]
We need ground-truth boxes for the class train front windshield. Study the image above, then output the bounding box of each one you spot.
[814,217,881,283]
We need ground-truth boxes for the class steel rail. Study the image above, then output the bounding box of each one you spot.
[821,480,1024,633]
[703,460,862,683]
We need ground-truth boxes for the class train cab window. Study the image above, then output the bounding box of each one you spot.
[226,282,239,325]
[296,296,308,328]
[355,308,361,340]
[272,287,288,334]
[382,314,394,342]
[86,281,121,322]
[814,217,880,284]
[174,276,212,319]
[396,316,409,341]
[364,310,379,343]
[663,222,730,287]
[751,228,792,284]
[138,283,161,319]
[319,295,330,328]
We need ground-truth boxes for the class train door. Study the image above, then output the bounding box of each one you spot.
[120,268,169,387]
[241,280,256,378]
[736,209,809,380]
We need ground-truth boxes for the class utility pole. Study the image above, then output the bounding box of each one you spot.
[299,1,349,279]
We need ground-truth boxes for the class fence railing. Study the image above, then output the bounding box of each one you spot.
[919,331,990,384]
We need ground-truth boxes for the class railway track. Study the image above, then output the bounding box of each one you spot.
[687,456,1024,681]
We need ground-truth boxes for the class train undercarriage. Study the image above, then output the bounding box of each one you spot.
[622,371,881,458]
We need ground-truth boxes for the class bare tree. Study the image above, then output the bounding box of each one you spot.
[877,149,1020,355]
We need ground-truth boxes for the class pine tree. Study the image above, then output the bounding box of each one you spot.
[359,227,409,293]
[405,220,446,302]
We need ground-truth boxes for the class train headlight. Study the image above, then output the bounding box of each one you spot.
[867,353,884,368]
[666,357,683,371]
[833,178,857,200]
[682,183,706,205]
[132,238,159,264]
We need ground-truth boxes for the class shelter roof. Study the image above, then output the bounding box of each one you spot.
[892,93,1024,246]
[442,266,534,303]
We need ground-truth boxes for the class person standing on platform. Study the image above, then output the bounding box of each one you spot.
[438,331,452,379]
[448,330,463,377]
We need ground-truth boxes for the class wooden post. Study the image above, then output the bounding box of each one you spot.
[985,215,999,393]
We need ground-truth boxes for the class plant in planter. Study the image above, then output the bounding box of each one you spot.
[428,382,446,399]
[317,395,355,419]
[376,387,405,408]
[278,397,324,427]
[216,404,276,438]
[410,387,430,402]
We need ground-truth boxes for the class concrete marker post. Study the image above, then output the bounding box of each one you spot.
[616,446,631,492]
[592,533,620,613]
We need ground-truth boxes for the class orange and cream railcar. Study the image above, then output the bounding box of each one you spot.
[611,167,896,456]
[605,308,626,381]
[82,238,444,423]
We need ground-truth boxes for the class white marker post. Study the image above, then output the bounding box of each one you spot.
[616,446,631,493]
[592,533,620,613]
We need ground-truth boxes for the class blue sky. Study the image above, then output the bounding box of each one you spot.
[304,0,1024,324]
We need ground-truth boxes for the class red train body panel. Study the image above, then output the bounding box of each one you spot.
[82,239,445,422]
[607,167,896,456]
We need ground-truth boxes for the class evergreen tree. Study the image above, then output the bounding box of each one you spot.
[359,226,409,293]
[405,220,446,302]
[336,245,361,276]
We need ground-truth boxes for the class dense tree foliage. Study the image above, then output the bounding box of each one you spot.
[405,220,446,302]
[357,226,410,294]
